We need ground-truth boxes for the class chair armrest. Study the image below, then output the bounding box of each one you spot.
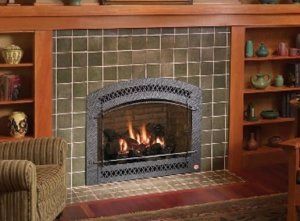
[0,137,68,166]
[279,138,300,151]
[0,160,36,192]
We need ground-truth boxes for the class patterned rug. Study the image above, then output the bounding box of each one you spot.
[81,193,291,221]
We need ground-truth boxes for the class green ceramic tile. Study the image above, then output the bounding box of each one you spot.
[132,65,145,79]
[67,144,71,158]
[161,63,173,77]
[188,63,200,76]
[146,36,160,49]
[88,30,102,36]
[190,27,202,34]
[73,142,86,157]
[132,28,146,35]
[73,67,87,82]
[215,33,227,47]
[73,128,86,143]
[118,36,132,50]
[189,34,200,47]
[103,67,117,80]
[174,49,187,63]
[201,145,212,158]
[202,48,213,61]
[73,30,87,36]
[103,52,117,66]
[202,34,214,47]
[132,36,146,50]
[214,89,228,102]
[73,113,85,127]
[202,90,212,103]
[73,82,87,98]
[161,35,174,49]
[214,47,228,61]
[146,50,160,63]
[57,68,72,83]
[162,28,174,34]
[88,37,102,51]
[104,29,118,36]
[213,143,225,157]
[88,81,102,93]
[202,27,214,33]
[72,158,85,172]
[201,158,212,172]
[215,27,229,33]
[57,30,72,37]
[175,27,188,34]
[188,76,200,87]
[118,66,132,79]
[56,129,71,143]
[213,157,225,170]
[73,98,86,112]
[57,114,72,129]
[174,63,187,77]
[147,28,161,35]
[213,130,226,143]
[188,48,200,62]
[119,28,132,36]
[118,51,132,65]
[73,38,87,51]
[176,77,187,83]
[202,103,212,117]
[213,103,226,116]
[213,116,225,129]
[73,53,87,67]
[88,52,102,66]
[147,64,160,78]
[57,99,71,113]
[214,61,226,75]
[214,75,226,89]
[57,53,72,68]
[201,62,213,75]
[57,84,71,99]
[66,174,71,188]
[161,49,173,63]
[66,159,71,172]
[103,37,117,51]
[201,131,212,145]
[132,50,146,64]
[175,35,188,48]
[201,76,212,89]
[72,173,85,187]
[202,117,212,130]
[88,66,102,81]
[57,38,72,52]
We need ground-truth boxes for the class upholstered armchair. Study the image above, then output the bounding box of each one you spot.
[0,137,68,221]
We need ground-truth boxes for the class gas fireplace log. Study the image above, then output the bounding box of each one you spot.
[146,123,165,138]
[103,129,120,142]
[104,140,120,160]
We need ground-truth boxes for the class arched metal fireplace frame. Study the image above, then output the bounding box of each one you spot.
[86,78,202,185]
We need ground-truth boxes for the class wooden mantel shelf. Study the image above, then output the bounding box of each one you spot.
[1,5,300,30]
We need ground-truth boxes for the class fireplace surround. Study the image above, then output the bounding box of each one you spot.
[86,78,202,184]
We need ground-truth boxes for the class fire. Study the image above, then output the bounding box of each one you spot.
[119,138,128,152]
[154,137,165,147]
[128,122,151,146]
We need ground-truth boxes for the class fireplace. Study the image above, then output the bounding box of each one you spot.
[86,78,202,184]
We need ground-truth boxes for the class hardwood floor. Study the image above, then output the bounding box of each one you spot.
[60,164,288,221]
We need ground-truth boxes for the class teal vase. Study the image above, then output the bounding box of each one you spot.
[274,75,284,87]
[256,43,269,57]
[245,40,254,58]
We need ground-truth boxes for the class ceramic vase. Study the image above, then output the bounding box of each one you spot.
[274,75,284,87]
[2,45,23,64]
[251,73,272,89]
[245,40,254,58]
[246,132,258,151]
[8,111,28,138]
[256,43,269,57]
[64,0,81,5]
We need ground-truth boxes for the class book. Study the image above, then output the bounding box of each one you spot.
[0,74,21,101]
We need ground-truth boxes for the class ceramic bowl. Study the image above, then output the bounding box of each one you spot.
[259,0,279,3]
[268,136,283,147]
[260,110,279,119]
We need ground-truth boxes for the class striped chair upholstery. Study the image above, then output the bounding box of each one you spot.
[0,137,67,221]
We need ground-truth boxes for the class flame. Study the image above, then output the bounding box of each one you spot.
[154,137,165,147]
[119,138,128,152]
[128,121,135,140]
[140,124,150,145]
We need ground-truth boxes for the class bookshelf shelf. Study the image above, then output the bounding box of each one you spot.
[244,86,300,94]
[0,99,34,105]
[0,63,33,68]
[243,117,295,126]
[245,56,300,62]
[0,135,34,142]
[242,146,283,156]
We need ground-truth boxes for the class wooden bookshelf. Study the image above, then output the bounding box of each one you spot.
[0,99,34,105]
[0,63,33,68]
[243,117,295,126]
[244,86,300,94]
[245,56,300,62]
[242,145,283,156]
[0,135,34,142]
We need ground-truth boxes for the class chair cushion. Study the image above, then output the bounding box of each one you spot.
[36,164,64,200]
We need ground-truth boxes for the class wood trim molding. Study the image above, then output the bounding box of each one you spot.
[0,5,300,30]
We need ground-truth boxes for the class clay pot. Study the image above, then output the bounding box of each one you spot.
[245,132,258,151]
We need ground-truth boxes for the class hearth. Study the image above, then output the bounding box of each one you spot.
[86,78,202,184]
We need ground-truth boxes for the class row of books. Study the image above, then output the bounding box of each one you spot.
[281,92,299,118]
[285,63,300,87]
[0,74,21,101]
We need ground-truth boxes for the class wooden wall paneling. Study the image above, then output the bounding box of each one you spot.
[229,26,245,172]
[34,31,52,137]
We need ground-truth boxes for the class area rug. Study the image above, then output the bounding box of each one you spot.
[82,193,291,221]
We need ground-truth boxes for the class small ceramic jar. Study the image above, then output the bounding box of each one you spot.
[2,45,23,64]
[8,111,28,138]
